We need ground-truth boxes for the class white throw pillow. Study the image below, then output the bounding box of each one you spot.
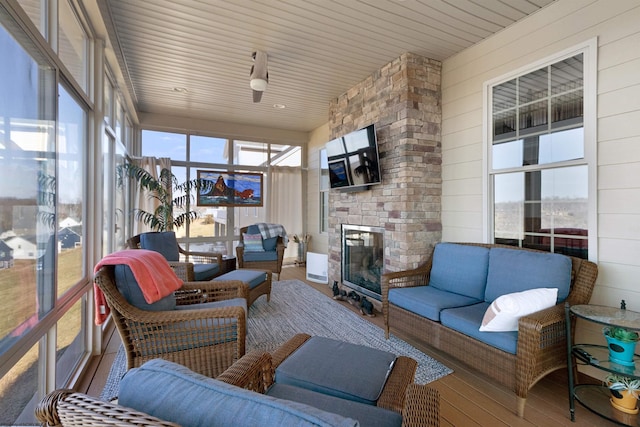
[479,288,559,332]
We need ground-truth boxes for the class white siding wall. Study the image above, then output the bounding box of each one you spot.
[441,0,640,311]
[306,124,330,255]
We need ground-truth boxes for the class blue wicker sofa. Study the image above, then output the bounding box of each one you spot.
[381,242,598,417]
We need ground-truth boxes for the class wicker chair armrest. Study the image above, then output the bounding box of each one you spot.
[236,245,245,268]
[118,303,245,325]
[176,280,249,305]
[517,303,566,347]
[377,356,418,413]
[216,351,274,393]
[167,261,194,282]
[180,248,223,265]
[35,389,179,427]
[401,384,440,427]
[381,265,432,293]
[271,333,312,368]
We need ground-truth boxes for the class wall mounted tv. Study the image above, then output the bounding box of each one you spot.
[326,124,381,191]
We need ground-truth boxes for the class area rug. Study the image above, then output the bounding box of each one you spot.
[101,279,452,400]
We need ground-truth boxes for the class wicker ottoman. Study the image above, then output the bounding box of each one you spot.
[214,268,271,307]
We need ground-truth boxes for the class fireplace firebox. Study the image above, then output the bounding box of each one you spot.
[341,224,384,301]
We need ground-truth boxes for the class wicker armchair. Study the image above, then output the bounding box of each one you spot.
[36,334,440,427]
[236,225,285,280]
[127,232,223,281]
[95,265,248,378]
[381,242,598,417]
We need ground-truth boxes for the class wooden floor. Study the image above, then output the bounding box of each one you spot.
[77,265,617,426]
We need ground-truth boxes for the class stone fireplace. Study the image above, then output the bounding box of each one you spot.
[342,224,384,301]
[327,53,443,301]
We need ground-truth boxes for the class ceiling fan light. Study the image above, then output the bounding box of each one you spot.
[250,78,268,92]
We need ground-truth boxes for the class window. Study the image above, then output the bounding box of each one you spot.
[488,51,592,259]
[58,0,89,92]
[141,131,303,259]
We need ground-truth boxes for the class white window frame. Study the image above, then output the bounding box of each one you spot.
[482,38,598,261]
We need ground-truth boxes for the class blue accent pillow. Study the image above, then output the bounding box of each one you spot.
[140,231,179,261]
[243,233,265,252]
[263,236,278,251]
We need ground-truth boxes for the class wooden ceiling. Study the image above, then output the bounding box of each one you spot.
[98,0,555,132]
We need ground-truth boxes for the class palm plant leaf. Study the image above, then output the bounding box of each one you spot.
[117,162,208,232]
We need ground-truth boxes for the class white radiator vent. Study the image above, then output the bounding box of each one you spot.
[306,252,328,284]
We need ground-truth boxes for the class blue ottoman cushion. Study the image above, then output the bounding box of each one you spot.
[214,269,267,289]
[275,336,397,405]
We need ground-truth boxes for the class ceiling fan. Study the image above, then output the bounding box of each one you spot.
[250,50,268,103]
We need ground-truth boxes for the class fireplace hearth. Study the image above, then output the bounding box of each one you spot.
[341,224,384,301]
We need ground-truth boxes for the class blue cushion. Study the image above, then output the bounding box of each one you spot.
[484,248,572,303]
[388,286,481,322]
[243,233,265,252]
[247,224,260,234]
[267,383,402,427]
[114,264,176,311]
[263,236,278,251]
[119,359,357,427]
[275,336,396,405]
[215,269,267,290]
[440,303,518,354]
[243,251,279,262]
[140,231,180,261]
[429,243,490,300]
[193,263,220,281]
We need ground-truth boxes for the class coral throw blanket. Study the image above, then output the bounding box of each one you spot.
[93,249,183,325]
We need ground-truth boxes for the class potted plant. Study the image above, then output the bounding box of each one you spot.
[603,326,640,366]
[605,373,640,414]
[117,163,213,232]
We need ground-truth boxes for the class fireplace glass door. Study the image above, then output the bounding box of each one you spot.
[341,225,384,300]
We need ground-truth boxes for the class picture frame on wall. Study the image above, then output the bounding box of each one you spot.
[197,170,263,207]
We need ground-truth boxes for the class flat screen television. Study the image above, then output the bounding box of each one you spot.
[325,124,381,190]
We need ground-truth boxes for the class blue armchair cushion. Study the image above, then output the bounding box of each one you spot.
[275,336,396,405]
[243,233,265,252]
[140,231,180,261]
[243,251,279,262]
[119,359,358,427]
[114,264,176,311]
[484,248,572,303]
[429,243,490,300]
[267,383,402,427]
[193,263,220,281]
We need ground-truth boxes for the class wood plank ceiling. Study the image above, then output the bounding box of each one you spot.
[99,0,555,133]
